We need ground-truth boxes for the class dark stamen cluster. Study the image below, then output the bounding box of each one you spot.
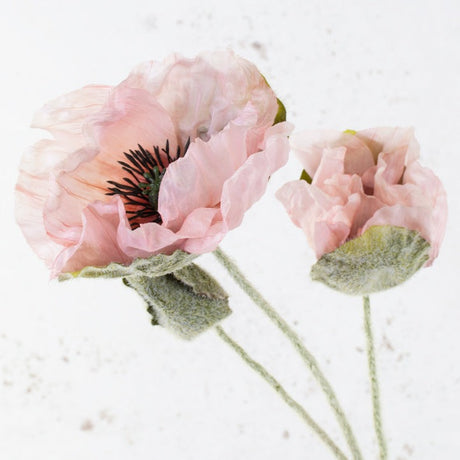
[106,138,190,229]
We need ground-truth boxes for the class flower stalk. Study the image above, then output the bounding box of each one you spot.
[363,295,387,459]
[214,247,362,460]
[215,325,348,460]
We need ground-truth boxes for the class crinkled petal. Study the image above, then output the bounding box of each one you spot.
[15,168,62,267]
[159,106,259,231]
[16,86,113,266]
[221,122,292,229]
[356,127,420,165]
[276,180,346,256]
[322,173,363,202]
[181,222,226,254]
[313,220,351,257]
[44,86,178,240]
[32,85,112,142]
[290,130,374,178]
[277,179,383,258]
[123,50,278,146]
[403,162,448,257]
[116,205,179,259]
[89,85,178,159]
[53,197,132,276]
[313,147,346,186]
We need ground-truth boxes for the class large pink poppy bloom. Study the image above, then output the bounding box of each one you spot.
[16,51,291,276]
[277,127,447,265]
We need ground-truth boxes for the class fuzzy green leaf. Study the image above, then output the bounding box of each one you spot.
[311,226,430,295]
[124,263,231,340]
[59,250,198,281]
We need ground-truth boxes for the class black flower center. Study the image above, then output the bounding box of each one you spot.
[106,138,190,229]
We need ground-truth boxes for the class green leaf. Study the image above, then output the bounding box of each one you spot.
[274,98,287,124]
[124,263,231,340]
[310,226,431,295]
[59,250,198,281]
[300,169,313,184]
[173,264,228,300]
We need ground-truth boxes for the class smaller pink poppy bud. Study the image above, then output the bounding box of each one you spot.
[277,127,447,295]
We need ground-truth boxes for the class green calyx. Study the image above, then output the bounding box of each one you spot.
[300,169,313,184]
[311,225,431,295]
[260,73,287,125]
[58,250,198,280]
[274,98,287,124]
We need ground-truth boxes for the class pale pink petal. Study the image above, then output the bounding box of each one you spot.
[356,127,420,165]
[70,85,177,196]
[159,108,258,231]
[221,122,292,229]
[343,136,376,176]
[178,208,226,254]
[181,222,227,254]
[276,180,347,256]
[312,220,351,257]
[115,202,179,259]
[276,180,317,229]
[374,157,445,211]
[15,169,62,267]
[89,85,178,158]
[361,165,378,192]
[44,86,178,239]
[290,130,374,178]
[321,173,363,202]
[277,179,378,258]
[42,172,86,246]
[315,193,364,256]
[313,147,346,187]
[372,149,408,205]
[403,162,448,255]
[16,86,112,265]
[52,197,132,276]
[124,50,278,146]
[174,208,221,238]
[32,85,112,142]
[347,194,383,237]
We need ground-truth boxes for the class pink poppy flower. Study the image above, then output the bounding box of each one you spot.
[16,51,291,277]
[277,127,447,265]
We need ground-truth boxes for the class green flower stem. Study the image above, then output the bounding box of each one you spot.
[213,247,362,460]
[215,325,348,460]
[363,295,387,459]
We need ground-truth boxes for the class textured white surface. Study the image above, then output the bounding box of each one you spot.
[1,1,459,459]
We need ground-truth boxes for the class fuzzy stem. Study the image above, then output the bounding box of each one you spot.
[213,247,362,460]
[363,295,387,459]
[215,325,348,460]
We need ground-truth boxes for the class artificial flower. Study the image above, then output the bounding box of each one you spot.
[277,127,447,265]
[16,50,291,276]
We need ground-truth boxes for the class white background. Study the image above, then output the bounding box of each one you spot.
[1,1,459,459]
